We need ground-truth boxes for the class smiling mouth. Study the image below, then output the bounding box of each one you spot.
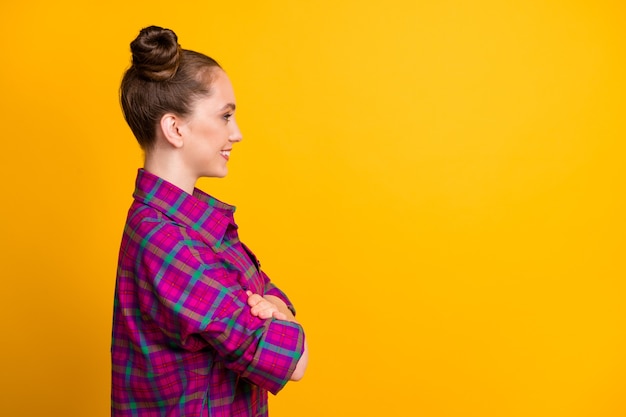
[220,150,231,160]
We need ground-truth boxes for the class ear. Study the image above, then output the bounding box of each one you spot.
[159,113,185,148]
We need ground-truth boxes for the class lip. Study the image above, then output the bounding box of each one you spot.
[220,149,232,161]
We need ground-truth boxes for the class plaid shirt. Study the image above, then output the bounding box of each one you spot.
[112,169,305,417]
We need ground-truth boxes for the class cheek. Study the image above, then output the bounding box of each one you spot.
[203,122,227,141]
[193,125,219,147]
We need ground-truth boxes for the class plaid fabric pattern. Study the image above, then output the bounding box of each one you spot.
[112,169,305,417]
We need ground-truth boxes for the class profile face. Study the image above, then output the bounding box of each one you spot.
[179,69,243,178]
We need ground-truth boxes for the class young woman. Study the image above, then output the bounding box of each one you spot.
[111,26,308,417]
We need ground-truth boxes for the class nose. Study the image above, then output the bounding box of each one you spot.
[229,119,243,142]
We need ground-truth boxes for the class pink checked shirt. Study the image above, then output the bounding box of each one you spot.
[111,169,305,416]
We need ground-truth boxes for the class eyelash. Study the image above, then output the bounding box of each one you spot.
[223,113,233,122]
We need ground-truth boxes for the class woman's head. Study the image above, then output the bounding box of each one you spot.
[120,26,222,149]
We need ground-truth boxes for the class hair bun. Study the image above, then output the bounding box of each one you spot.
[130,26,181,81]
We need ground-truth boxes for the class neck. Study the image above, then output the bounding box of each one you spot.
[144,150,197,195]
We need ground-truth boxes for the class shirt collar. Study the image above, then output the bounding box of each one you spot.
[132,168,237,249]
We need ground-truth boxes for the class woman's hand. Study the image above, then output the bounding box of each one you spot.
[262,295,296,322]
[246,291,288,320]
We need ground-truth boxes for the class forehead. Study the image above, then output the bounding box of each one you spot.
[189,69,236,117]
[206,69,235,103]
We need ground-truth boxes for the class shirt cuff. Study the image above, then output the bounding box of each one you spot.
[242,319,305,395]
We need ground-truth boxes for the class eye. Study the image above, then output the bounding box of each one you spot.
[223,113,233,122]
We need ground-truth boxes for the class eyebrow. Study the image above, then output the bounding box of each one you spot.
[219,103,236,112]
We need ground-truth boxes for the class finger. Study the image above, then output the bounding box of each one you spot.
[252,302,276,316]
[250,303,263,315]
[258,308,277,320]
[250,299,267,313]
[247,293,263,307]
[253,302,280,318]
[252,306,271,318]
[272,311,288,321]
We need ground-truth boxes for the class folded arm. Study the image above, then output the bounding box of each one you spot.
[247,292,309,381]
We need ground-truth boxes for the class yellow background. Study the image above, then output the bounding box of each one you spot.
[1,1,624,416]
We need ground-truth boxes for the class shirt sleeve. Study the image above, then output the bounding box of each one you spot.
[133,219,305,394]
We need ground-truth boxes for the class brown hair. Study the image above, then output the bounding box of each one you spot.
[120,26,222,149]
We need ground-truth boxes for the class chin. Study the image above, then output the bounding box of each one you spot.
[209,169,228,178]
[201,166,229,178]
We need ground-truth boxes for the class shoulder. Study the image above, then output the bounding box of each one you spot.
[124,202,211,258]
